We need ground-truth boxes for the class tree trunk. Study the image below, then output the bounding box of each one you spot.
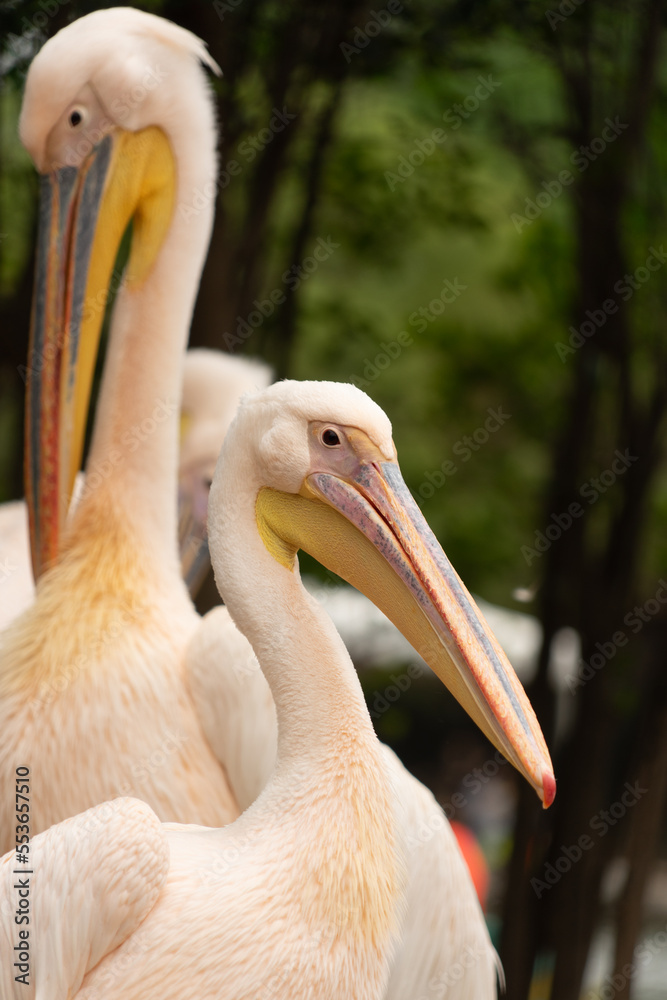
[611,621,667,999]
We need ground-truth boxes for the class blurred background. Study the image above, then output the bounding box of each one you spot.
[1,1,666,997]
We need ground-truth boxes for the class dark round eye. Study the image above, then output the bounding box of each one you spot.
[322,428,340,447]
[69,109,83,127]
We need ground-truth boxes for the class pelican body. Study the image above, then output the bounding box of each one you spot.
[1,380,554,999]
[0,9,240,851]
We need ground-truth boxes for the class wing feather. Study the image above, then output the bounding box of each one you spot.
[0,797,168,1000]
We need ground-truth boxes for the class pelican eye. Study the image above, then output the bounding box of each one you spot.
[322,429,341,447]
[69,109,84,128]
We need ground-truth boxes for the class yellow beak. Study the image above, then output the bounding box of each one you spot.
[24,127,175,579]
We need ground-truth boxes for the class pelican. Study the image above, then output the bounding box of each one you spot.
[187,604,496,998]
[0,379,554,999]
[0,349,272,632]
[178,349,273,591]
[0,8,241,850]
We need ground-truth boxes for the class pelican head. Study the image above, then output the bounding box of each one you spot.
[211,380,556,808]
[20,8,220,578]
[179,350,274,593]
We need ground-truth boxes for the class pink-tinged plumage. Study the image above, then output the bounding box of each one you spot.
[0,798,169,999]
[1,380,509,998]
[188,608,499,998]
[0,8,241,853]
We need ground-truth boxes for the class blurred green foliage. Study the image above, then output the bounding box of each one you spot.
[0,0,665,609]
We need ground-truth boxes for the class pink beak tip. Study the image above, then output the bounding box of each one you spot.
[541,769,557,809]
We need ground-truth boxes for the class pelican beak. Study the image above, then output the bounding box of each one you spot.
[25,127,175,579]
[178,464,213,597]
[26,136,113,580]
[256,457,555,808]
